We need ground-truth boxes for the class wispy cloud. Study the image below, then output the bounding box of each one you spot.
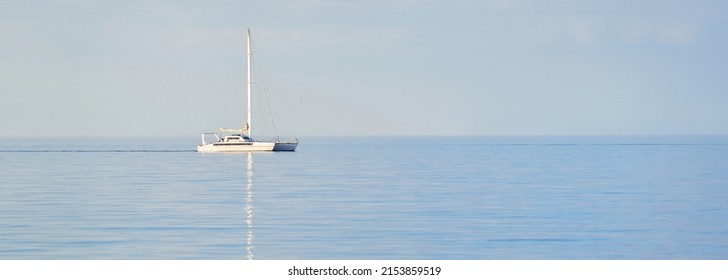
[567,16,599,45]
[254,26,413,53]
[172,28,242,48]
[285,0,344,9]
[285,0,427,10]
[616,19,653,44]
[485,0,535,10]
[616,18,698,45]
[658,24,697,45]
[555,15,702,47]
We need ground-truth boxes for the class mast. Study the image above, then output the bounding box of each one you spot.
[246,28,253,138]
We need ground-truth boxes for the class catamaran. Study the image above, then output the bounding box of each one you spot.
[197,28,298,152]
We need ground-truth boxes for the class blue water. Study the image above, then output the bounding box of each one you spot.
[1,136,727,259]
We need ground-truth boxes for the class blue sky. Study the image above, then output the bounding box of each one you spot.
[1,0,727,137]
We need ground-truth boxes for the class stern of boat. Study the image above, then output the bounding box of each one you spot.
[273,138,298,151]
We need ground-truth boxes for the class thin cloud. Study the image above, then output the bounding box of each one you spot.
[172,28,242,48]
[616,18,698,45]
[255,26,412,51]
[567,16,598,45]
[658,24,697,45]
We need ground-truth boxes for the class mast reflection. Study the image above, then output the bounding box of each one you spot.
[245,152,254,260]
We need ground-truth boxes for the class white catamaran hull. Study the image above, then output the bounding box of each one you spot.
[197,142,275,152]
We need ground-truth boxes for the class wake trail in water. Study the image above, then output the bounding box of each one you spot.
[0,149,196,153]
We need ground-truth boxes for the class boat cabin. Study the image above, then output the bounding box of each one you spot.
[223,134,252,142]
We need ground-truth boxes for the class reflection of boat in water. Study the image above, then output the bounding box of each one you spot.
[245,152,254,260]
[197,28,298,152]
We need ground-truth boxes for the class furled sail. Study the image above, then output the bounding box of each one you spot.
[219,123,249,133]
[219,128,242,133]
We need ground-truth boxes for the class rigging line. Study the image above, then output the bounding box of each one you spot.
[256,125,277,140]
[260,77,280,138]
[251,41,298,138]
[250,31,298,138]
[251,36,280,138]
[250,40,274,138]
[262,63,298,138]
[218,37,247,128]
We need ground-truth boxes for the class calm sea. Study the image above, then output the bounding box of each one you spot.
[1,136,727,259]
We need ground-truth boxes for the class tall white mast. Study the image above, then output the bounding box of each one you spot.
[246,28,253,138]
